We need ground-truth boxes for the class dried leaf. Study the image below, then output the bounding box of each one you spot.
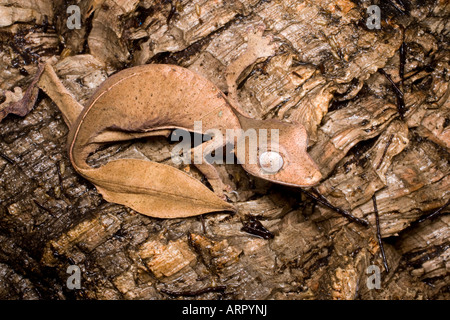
[83,159,235,218]
[0,63,45,122]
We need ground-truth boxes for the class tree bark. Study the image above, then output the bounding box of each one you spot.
[0,0,448,299]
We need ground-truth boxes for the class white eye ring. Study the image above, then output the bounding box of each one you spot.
[259,151,283,174]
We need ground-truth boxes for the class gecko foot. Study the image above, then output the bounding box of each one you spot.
[245,23,278,58]
[208,179,233,201]
[225,23,278,114]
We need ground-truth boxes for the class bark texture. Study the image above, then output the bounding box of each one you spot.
[0,0,448,299]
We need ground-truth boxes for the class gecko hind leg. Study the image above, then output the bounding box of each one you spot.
[225,23,278,115]
[190,138,232,200]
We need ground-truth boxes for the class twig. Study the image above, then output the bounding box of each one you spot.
[372,194,389,273]
[379,69,403,98]
[33,199,56,217]
[417,199,449,223]
[56,160,65,195]
[0,152,15,164]
[386,0,408,15]
[199,214,207,234]
[166,1,176,25]
[302,189,369,227]
[379,68,406,120]
[399,33,406,88]
[376,134,394,170]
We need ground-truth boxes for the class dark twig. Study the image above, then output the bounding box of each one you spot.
[379,68,406,120]
[399,32,406,88]
[56,161,65,194]
[379,68,403,98]
[199,214,207,234]
[33,199,56,217]
[160,285,227,297]
[417,199,449,223]
[302,189,369,227]
[0,152,15,164]
[386,0,408,15]
[372,194,389,273]
[166,1,176,25]
[376,134,394,170]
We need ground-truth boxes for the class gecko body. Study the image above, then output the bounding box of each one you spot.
[69,64,322,200]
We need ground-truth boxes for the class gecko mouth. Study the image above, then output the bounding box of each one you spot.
[258,169,322,187]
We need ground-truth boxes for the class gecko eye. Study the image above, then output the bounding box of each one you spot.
[259,151,283,174]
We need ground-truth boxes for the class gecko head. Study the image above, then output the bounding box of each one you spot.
[237,119,322,187]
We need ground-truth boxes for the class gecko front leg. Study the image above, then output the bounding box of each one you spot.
[225,23,278,114]
[190,133,232,200]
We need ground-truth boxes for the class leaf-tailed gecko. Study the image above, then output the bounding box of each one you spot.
[2,25,322,218]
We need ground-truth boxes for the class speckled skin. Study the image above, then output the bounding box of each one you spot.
[68,64,241,171]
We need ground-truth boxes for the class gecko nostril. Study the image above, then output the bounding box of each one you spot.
[310,170,322,183]
[304,171,321,184]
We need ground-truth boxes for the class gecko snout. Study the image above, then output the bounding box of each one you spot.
[304,169,322,185]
